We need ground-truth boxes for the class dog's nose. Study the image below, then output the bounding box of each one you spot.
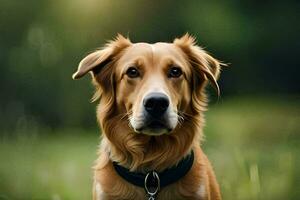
[143,93,169,117]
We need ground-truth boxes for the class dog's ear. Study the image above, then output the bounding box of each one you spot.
[72,34,131,101]
[72,34,131,82]
[174,33,224,96]
[72,47,113,80]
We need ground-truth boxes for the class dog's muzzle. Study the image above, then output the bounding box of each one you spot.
[139,93,172,134]
[130,92,178,135]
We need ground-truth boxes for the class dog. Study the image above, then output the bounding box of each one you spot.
[73,34,223,200]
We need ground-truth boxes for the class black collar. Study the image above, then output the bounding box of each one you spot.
[112,151,194,189]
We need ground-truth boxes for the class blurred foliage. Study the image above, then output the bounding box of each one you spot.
[0,98,299,199]
[0,0,299,130]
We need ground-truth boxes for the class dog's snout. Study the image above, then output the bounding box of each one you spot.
[143,93,169,117]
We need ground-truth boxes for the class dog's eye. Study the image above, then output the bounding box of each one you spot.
[168,66,183,78]
[126,67,140,78]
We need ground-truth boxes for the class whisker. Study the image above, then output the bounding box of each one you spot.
[177,111,197,125]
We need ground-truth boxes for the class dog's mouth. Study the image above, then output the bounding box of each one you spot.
[148,120,165,129]
[136,120,172,136]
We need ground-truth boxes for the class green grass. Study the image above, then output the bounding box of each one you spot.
[0,131,99,200]
[204,96,300,200]
[0,96,299,199]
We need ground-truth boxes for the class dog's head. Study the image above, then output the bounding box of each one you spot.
[73,34,222,169]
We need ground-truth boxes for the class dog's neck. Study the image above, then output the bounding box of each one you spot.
[98,122,202,172]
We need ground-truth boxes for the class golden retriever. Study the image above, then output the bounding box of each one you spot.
[73,34,223,200]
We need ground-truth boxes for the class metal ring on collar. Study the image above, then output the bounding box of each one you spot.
[144,171,160,196]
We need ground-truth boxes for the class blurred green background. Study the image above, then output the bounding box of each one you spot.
[0,0,299,199]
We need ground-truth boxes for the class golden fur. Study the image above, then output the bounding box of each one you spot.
[73,34,224,200]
